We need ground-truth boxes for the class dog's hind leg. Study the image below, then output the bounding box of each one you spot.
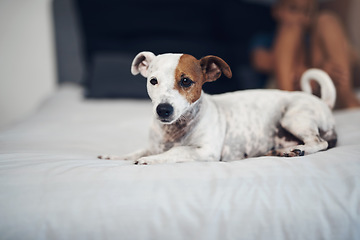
[267,137,328,157]
[267,112,331,157]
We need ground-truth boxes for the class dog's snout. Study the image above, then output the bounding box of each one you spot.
[156,103,174,119]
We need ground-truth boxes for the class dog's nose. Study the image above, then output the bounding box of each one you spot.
[156,103,174,118]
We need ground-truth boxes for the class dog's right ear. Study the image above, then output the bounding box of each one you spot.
[199,55,232,82]
[131,51,156,77]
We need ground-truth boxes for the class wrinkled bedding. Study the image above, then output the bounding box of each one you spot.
[0,84,359,240]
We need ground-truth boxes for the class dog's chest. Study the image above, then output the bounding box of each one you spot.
[161,121,189,150]
[151,119,195,152]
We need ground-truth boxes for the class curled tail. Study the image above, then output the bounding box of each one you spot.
[300,68,336,109]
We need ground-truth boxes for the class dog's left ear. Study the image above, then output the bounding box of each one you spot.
[131,51,156,77]
[199,56,232,82]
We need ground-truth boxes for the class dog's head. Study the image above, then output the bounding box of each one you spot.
[131,52,232,124]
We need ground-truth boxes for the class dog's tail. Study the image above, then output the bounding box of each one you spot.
[300,68,336,109]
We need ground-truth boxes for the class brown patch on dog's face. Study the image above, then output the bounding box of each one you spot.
[174,54,232,103]
[174,54,205,103]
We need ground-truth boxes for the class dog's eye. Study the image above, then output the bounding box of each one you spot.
[150,78,158,85]
[180,77,194,88]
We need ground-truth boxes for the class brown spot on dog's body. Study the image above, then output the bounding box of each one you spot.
[161,121,188,152]
[274,123,304,149]
[319,128,337,149]
[174,54,232,103]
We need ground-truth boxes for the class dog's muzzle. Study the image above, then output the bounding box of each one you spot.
[156,103,174,122]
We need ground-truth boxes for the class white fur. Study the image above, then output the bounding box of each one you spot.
[99,52,337,165]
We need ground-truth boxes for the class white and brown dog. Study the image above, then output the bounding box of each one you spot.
[99,51,337,165]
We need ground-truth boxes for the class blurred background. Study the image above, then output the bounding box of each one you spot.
[0,0,359,129]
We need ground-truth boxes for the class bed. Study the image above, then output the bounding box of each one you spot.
[0,83,359,240]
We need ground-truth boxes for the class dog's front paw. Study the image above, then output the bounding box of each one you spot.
[98,155,123,160]
[134,156,167,165]
[122,154,140,161]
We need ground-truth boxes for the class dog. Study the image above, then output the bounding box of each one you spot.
[99,51,337,165]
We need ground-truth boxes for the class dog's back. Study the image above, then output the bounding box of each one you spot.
[208,69,336,160]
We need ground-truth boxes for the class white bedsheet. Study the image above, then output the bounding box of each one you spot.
[1,84,359,240]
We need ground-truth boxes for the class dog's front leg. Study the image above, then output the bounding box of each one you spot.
[135,146,218,165]
[98,148,151,161]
